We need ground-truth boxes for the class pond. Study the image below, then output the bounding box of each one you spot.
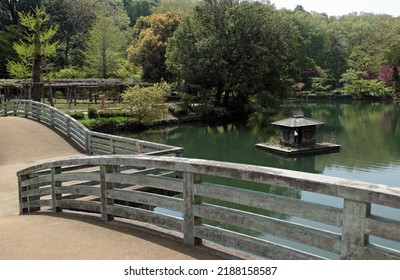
[120,100,400,258]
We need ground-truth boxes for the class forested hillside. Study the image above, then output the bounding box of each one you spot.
[1,0,400,105]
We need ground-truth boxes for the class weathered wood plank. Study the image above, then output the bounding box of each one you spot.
[21,175,52,187]
[57,200,101,213]
[51,167,62,213]
[21,186,52,198]
[183,172,202,246]
[195,182,342,227]
[195,225,324,260]
[56,172,99,182]
[340,199,370,259]
[22,199,52,209]
[56,185,101,197]
[108,189,182,212]
[365,215,400,242]
[100,165,115,221]
[195,203,340,253]
[107,173,183,193]
[362,244,400,260]
[107,204,183,232]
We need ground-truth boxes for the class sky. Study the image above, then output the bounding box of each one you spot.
[270,0,400,17]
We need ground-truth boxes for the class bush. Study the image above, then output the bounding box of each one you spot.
[168,104,188,117]
[80,117,143,133]
[122,82,168,125]
[98,110,130,118]
[68,111,85,120]
[88,106,98,119]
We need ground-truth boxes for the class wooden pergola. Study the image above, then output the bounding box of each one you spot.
[0,79,154,103]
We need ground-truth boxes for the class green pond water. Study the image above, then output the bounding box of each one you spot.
[120,100,400,258]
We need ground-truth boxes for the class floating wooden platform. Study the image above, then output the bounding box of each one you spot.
[256,142,342,157]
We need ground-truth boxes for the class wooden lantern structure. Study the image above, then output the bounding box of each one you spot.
[271,115,324,147]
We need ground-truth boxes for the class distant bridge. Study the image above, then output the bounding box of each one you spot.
[2,100,400,259]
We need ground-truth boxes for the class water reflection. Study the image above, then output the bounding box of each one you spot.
[124,100,400,188]
[120,100,400,256]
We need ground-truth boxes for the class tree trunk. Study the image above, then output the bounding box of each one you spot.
[215,79,223,105]
[223,90,229,107]
[31,56,43,102]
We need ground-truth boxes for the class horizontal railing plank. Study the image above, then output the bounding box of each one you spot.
[107,204,183,232]
[362,244,400,260]
[107,173,183,193]
[195,203,341,253]
[58,200,101,213]
[195,182,343,227]
[366,215,400,242]
[56,185,101,197]
[108,189,182,212]
[195,225,324,260]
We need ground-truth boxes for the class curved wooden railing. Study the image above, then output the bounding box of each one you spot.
[1,100,183,156]
[17,155,400,260]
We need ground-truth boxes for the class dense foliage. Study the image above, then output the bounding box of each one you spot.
[122,82,168,124]
[1,0,400,106]
[166,0,300,108]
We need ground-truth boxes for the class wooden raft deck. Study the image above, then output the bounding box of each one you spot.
[256,142,342,157]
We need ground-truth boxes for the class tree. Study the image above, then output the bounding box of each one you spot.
[166,0,300,108]
[127,11,180,82]
[385,41,400,92]
[7,6,59,101]
[152,0,199,16]
[123,0,157,26]
[43,0,97,69]
[83,6,129,78]
[122,82,168,124]
[340,69,389,97]
[0,0,41,25]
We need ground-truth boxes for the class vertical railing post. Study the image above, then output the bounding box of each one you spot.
[340,199,371,259]
[24,102,28,118]
[37,103,41,121]
[13,101,17,116]
[66,118,71,138]
[51,167,62,213]
[2,101,6,116]
[86,131,91,154]
[50,108,55,127]
[100,165,116,221]
[110,139,115,154]
[183,172,202,246]
[18,174,29,214]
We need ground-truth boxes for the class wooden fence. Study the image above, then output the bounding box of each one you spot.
[0,99,183,156]
[17,155,400,260]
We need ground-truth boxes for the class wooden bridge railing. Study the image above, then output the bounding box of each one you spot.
[17,155,400,260]
[1,100,183,157]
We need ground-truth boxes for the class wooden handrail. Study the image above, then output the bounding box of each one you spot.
[17,155,400,260]
[0,100,183,156]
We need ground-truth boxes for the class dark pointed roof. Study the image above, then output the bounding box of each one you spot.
[271,115,324,128]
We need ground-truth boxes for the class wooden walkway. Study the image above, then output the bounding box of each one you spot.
[0,117,229,260]
[1,101,399,260]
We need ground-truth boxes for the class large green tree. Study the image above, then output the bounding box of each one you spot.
[123,0,157,26]
[43,0,97,68]
[0,0,41,24]
[7,6,59,101]
[83,8,129,78]
[127,10,180,82]
[166,0,300,108]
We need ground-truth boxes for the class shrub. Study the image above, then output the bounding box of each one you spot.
[122,82,168,125]
[68,111,85,120]
[168,104,188,117]
[80,117,143,133]
[88,106,98,119]
[98,110,130,118]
